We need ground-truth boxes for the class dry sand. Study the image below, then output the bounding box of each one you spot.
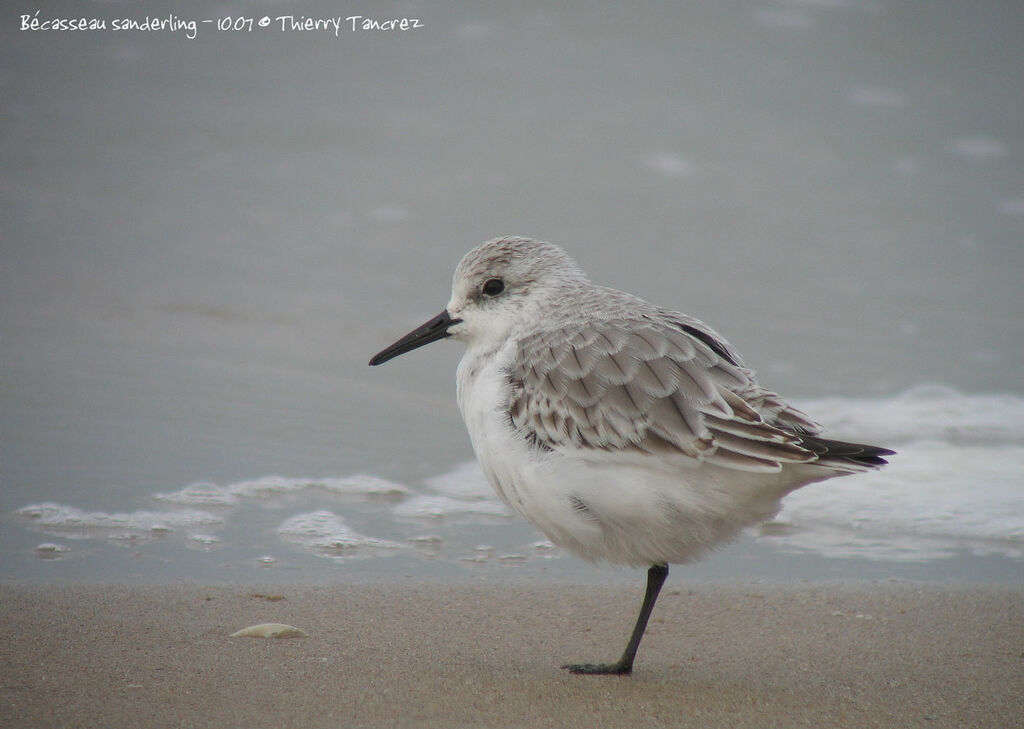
[1,581,1020,728]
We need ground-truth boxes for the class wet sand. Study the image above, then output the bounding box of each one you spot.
[1,581,1020,728]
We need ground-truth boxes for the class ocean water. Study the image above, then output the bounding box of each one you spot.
[2,1,1022,583]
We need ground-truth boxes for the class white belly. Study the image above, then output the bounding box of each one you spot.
[456,344,826,567]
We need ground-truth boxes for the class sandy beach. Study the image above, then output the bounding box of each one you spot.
[1,581,1020,728]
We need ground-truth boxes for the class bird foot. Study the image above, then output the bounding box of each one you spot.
[561,661,632,675]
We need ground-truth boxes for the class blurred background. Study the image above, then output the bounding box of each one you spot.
[2,1,1021,583]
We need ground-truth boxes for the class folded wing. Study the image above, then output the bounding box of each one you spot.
[508,316,891,473]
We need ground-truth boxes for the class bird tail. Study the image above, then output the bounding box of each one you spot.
[797,435,895,471]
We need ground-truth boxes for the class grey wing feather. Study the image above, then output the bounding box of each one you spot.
[509,316,823,472]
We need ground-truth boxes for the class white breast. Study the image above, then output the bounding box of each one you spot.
[456,340,527,510]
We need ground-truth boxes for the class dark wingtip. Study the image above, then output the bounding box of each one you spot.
[798,436,896,467]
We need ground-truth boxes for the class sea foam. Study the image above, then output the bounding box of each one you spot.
[765,386,1024,561]
[13,386,1024,565]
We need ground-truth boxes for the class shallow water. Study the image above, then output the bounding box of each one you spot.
[8,386,1023,584]
[2,1,1022,583]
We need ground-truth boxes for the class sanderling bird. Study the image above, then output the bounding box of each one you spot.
[370,236,894,675]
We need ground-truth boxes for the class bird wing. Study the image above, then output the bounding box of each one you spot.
[508,316,821,473]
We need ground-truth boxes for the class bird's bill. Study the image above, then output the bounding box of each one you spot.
[368,310,461,366]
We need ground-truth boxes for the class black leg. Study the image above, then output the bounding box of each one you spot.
[562,563,669,675]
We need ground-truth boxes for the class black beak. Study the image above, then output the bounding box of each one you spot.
[369,310,461,366]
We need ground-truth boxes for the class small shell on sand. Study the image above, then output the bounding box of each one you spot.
[230,623,307,639]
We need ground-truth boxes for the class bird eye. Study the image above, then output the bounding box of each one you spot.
[481,278,505,296]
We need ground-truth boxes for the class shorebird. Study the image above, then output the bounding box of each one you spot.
[369,236,893,674]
